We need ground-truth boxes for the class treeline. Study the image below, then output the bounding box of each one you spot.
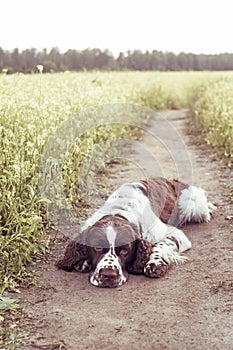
[1,47,233,73]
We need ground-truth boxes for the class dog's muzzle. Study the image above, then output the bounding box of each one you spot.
[89,251,128,288]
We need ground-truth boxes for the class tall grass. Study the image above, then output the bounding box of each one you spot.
[190,77,233,165]
[0,71,230,293]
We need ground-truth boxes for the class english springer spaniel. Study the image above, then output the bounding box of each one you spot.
[56,177,216,288]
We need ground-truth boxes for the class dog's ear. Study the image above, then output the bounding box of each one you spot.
[56,231,91,272]
[127,238,153,275]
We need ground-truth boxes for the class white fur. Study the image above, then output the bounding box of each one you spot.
[90,225,127,287]
[147,227,191,266]
[178,185,216,225]
[150,243,188,265]
[81,183,144,231]
[165,226,192,253]
[106,225,117,247]
[90,253,127,287]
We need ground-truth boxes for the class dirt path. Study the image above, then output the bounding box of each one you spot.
[15,110,233,350]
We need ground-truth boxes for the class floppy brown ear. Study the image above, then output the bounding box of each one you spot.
[127,238,153,275]
[56,232,91,272]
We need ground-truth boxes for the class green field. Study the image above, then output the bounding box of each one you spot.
[1,71,233,293]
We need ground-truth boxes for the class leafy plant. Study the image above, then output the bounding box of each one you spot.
[0,297,19,312]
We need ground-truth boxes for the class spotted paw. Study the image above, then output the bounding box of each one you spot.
[144,260,168,278]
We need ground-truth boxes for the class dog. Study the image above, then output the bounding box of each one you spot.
[56,177,216,288]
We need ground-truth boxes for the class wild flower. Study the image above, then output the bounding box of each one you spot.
[36,64,44,73]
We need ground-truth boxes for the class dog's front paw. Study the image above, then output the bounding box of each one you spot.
[144,260,168,278]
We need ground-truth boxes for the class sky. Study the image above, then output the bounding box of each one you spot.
[1,0,233,55]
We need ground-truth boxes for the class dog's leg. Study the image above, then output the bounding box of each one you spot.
[144,227,191,278]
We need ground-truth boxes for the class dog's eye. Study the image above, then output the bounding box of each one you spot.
[94,247,103,252]
[119,248,129,256]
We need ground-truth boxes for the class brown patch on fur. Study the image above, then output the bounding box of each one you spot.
[128,238,153,275]
[140,177,188,225]
[91,214,134,227]
[56,231,89,272]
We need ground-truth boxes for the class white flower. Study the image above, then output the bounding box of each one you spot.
[36,65,44,73]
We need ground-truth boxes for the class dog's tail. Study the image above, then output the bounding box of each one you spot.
[178,185,216,225]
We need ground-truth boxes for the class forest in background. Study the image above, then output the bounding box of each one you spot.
[1,47,233,73]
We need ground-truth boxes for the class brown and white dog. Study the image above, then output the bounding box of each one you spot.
[56,177,216,288]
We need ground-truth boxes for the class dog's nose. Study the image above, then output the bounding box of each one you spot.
[100,268,118,284]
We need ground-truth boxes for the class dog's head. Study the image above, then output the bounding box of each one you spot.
[56,215,153,288]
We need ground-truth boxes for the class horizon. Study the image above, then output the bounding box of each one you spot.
[1,46,233,57]
[1,0,232,57]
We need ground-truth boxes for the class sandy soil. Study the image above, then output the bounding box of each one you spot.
[14,110,233,350]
